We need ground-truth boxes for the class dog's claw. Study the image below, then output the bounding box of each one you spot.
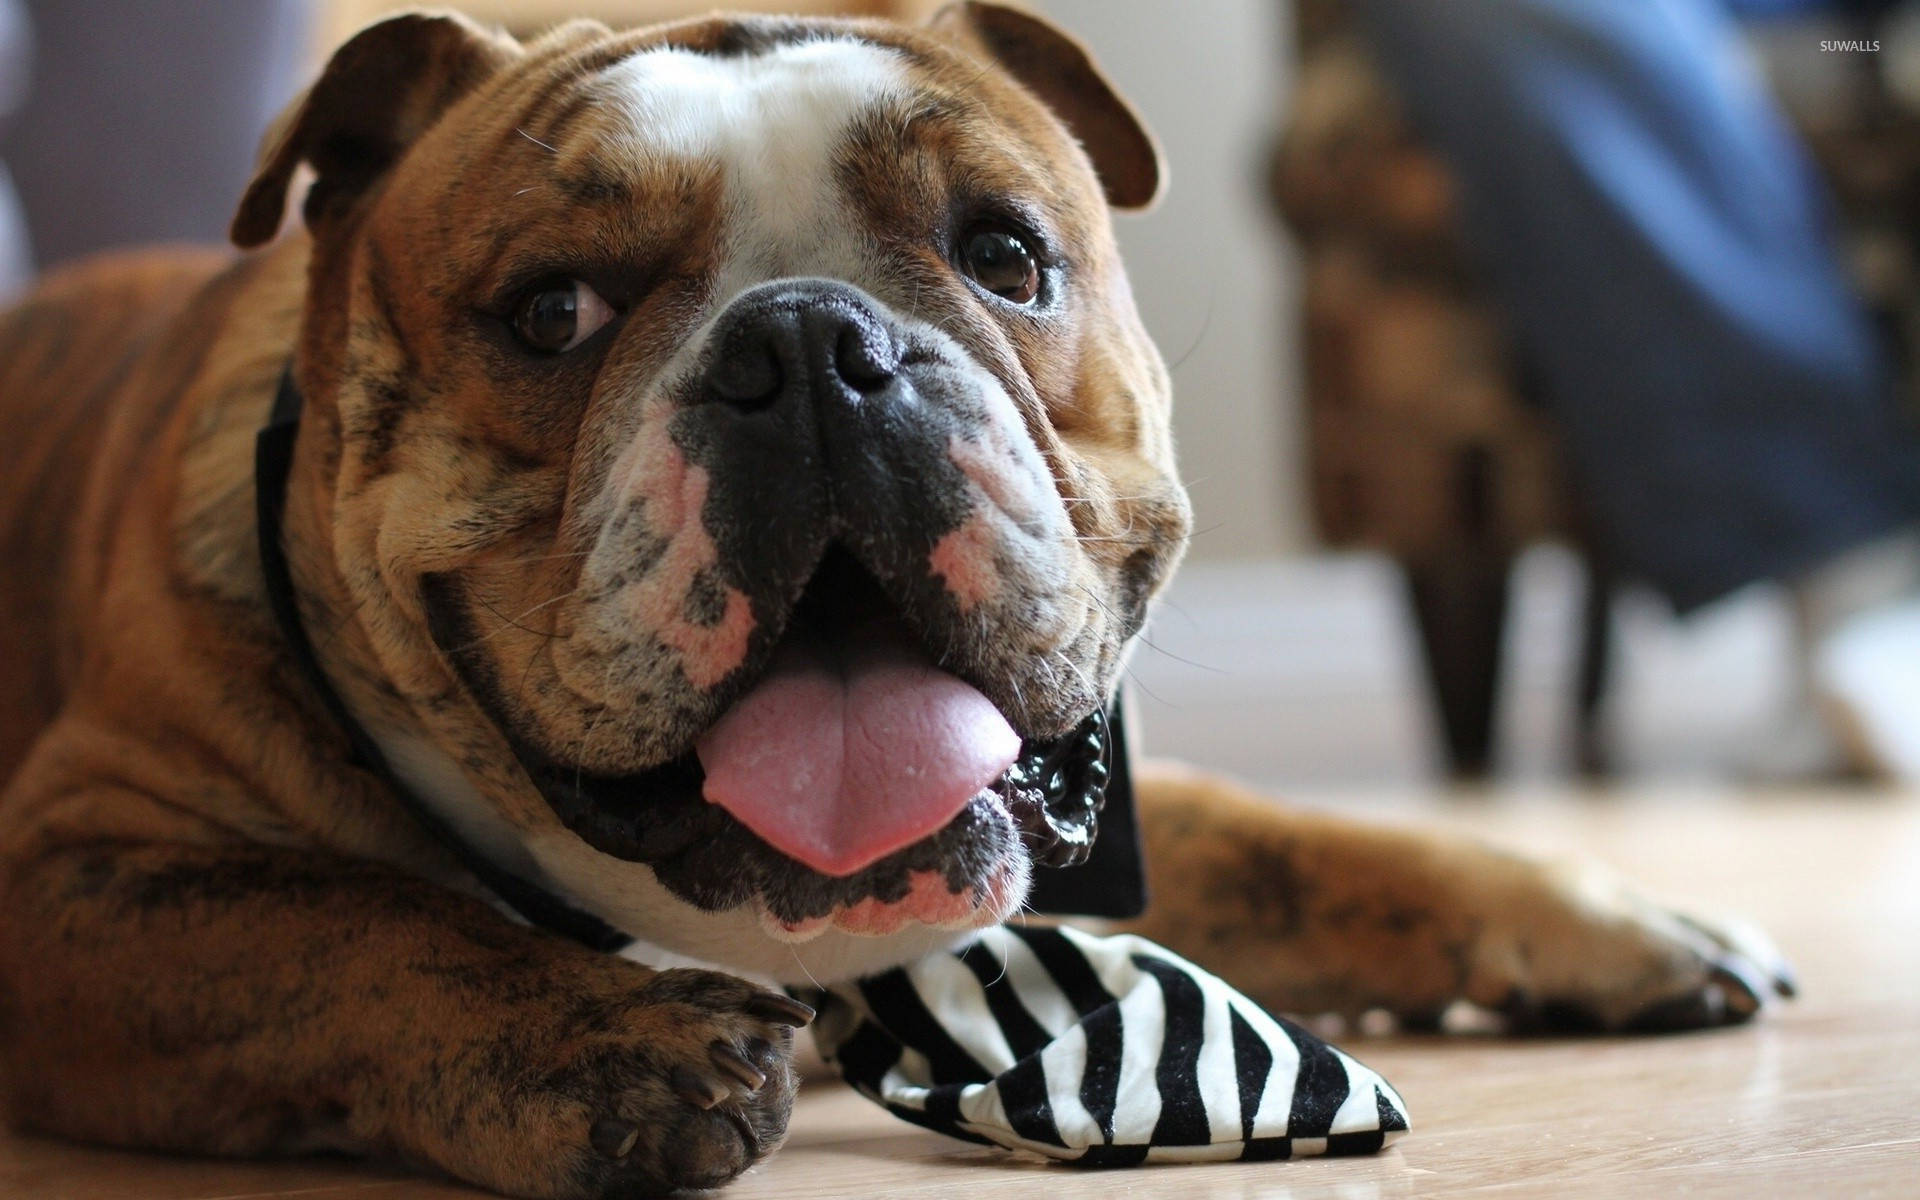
[1673,911,1796,1004]
[589,1117,640,1160]
[1774,964,1799,999]
[670,1064,730,1109]
[710,1041,768,1091]
[1711,963,1765,1019]
[745,993,815,1028]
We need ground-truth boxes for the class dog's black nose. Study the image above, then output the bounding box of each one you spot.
[704,281,901,412]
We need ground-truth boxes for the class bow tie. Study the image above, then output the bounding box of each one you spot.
[801,922,1407,1163]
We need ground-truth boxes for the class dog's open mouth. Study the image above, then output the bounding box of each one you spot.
[523,547,1113,934]
[694,551,1024,877]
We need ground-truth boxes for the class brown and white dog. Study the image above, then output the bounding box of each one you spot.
[0,6,1791,1198]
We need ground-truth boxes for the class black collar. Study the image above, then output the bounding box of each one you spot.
[253,369,1145,949]
[254,369,635,952]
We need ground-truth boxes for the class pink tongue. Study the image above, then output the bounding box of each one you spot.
[695,625,1021,877]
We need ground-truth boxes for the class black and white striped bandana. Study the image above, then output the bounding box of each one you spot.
[802,924,1409,1164]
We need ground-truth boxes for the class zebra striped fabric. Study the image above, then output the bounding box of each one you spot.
[805,923,1410,1164]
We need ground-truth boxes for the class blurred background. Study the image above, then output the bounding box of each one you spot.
[3,0,1917,793]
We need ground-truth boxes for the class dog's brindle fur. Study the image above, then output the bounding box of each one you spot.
[0,7,1786,1198]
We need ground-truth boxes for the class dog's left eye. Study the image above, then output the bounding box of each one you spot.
[958,224,1041,305]
[510,279,615,354]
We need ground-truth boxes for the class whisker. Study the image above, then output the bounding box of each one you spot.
[1055,493,1167,504]
[571,658,624,797]
[977,937,1011,990]
[1121,662,1173,708]
[487,547,595,568]
[1050,645,1094,694]
[439,584,588,657]
[785,942,825,993]
[1166,287,1217,374]
[1070,527,1191,547]
[516,127,559,154]
[1078,582,1226,676]
[475,587,580,641]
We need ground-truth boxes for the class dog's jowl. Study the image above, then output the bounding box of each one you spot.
[0,5,1790,1198]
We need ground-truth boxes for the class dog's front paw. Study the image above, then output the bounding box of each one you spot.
[521,968,811,1199]
[1470,864,1796,1034]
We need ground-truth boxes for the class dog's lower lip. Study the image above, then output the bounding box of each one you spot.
[755,859,1023,942]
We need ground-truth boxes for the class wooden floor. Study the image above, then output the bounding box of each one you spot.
[4,789,1916,1198]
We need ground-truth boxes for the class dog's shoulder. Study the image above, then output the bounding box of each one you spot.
[0,242,307,777]
[3,247,233,353]
[0,249,232,475]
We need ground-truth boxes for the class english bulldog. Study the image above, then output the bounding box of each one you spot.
[0,5,1791,1198]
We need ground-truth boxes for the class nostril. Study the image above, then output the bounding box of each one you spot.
[702,285,903,412]
[834,323,899,393]
[707,342,783,411]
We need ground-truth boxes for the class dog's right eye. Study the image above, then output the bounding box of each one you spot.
[958,223,1041,305]
[510,279,615,354]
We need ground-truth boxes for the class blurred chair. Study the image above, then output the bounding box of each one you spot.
[1270,0,1920,777]
[1271,0,1600,776]
[1791,23,1920,429]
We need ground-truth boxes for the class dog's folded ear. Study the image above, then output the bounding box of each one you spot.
[928,1,1163,210]
[230,11,520,248]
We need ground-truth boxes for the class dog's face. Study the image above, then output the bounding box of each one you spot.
[235,4,1189,980]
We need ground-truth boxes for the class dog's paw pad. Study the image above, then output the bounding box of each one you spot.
[658,1106,764,1190]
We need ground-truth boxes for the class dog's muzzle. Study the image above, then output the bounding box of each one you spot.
[522,280,1121,917]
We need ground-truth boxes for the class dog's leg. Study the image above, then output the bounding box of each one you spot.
[0,819,810,1200]
[1124,763,1792,1031]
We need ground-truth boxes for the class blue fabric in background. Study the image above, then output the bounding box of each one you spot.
[1729,0,1890,16]
[0,0,30,300]
[1356,0,1920,609]
[0,0,312,272]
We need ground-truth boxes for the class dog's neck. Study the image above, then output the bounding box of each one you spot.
[261,367,637,949]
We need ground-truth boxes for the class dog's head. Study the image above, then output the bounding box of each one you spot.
[235,4,1189,980]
